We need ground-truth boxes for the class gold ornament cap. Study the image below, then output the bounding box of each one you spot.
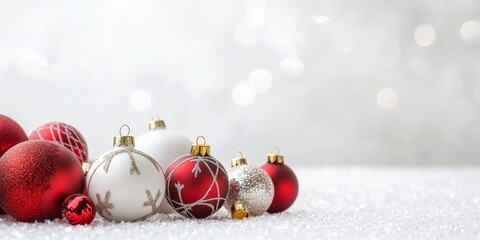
[231,203,249,220]
[267,147,284,164]
[231,151,248,167]
[82,162,91,176]
[149,115,166,130]
[113,124,135,147]
[191,136,210,156]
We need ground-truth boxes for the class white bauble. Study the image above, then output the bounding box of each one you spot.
[86,139,165,222]
[136,120,192,214]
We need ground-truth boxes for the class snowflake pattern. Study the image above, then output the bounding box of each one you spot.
[96,191,114,217]
[99,148,158,175]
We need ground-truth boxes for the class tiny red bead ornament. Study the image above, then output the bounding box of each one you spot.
[0,140,84,222]
[165,136,229,218]
[63,194,95,225]
[29,122,88,164]
[0,114,28,158]
[261,149,298,213]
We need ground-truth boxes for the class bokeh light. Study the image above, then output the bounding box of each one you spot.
[129,89,151,111]
[280,58,304,77]
[460,20,480,42]
[16,50,48,77]
[248,68,272,93]
[246,0,267,9]
[415,24,436,47]
[232,84,255,106]
[311,14,332,24]
[243,8,265,26]
[377,88,399,109]
[234,23,258,46]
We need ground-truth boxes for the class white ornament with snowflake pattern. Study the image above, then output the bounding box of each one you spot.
[86,126,166,222]
[136,119,192,214]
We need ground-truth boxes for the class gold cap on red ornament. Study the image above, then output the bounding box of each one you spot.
[149,115,166,130]
[231,151,248,167]
[113,124,135,147]
[191,136,210,156]
[266,147,284,164]
[231,203,249,220]
[82,162,91,176]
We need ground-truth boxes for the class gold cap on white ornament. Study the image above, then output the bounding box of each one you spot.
[149,114,166,130]
[231,203,249,220]
[231,151,248,167]
[113,124,135,147]
[191,136,210,156]
[266,147,284,164]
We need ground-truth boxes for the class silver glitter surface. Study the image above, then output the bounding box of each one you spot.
[225,164,275,217]
[1,167,480,239]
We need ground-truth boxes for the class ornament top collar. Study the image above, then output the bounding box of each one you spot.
[191,136,210,156]
[113,124,135,148]
[267,147,284,164]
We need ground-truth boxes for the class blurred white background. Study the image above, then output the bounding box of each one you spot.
[1,0,480,166]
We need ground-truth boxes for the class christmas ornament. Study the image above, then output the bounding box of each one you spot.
[29,122,88,163]
[86,124,165,222]
[136,117,192,214]
[62,194,95,225]
[165,136,229,218]
[0,114,28,158]
[261,148,298,213]
[225,152,274,220]
[0,140,84,222]
[0,114,28,214]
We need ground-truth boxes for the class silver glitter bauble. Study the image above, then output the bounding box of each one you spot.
[225,156,274,219]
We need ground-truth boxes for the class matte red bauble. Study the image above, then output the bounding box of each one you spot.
[165,136,229,218]
[261,149,298,213]
[0,140,84,222]
[62,194,95,225]
[0,114,28,158]
[0,114,28,214]
[29,122,88,163]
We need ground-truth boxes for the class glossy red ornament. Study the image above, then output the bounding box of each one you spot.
[165,137,229,218]
[0,140,84,222]
[29,122,88,163]
[62,194,95,225]
[0,114,28,158]
[261,150,298,213]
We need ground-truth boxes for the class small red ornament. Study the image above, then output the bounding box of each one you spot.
[261,148,298,213]
[62,194,95,225]
[0,114,28,158]
[165,136,229,218]
[0,140,84,222]
[29,122,88,163]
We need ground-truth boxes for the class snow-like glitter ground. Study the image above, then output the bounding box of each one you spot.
[1,167,480,240]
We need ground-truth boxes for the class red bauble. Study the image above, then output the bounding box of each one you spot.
[62,194,95,225]
[165,154,229,218]
[0,114,28,158]
[29,122,88,163]
[0,115,28,214]
[0,140,84,222]
[261,155,298,213]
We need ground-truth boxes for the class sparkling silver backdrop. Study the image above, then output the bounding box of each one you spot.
[1,0,480,165]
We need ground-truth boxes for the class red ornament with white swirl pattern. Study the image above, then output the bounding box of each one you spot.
[165,136,229,218]
[29,122,88,164]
